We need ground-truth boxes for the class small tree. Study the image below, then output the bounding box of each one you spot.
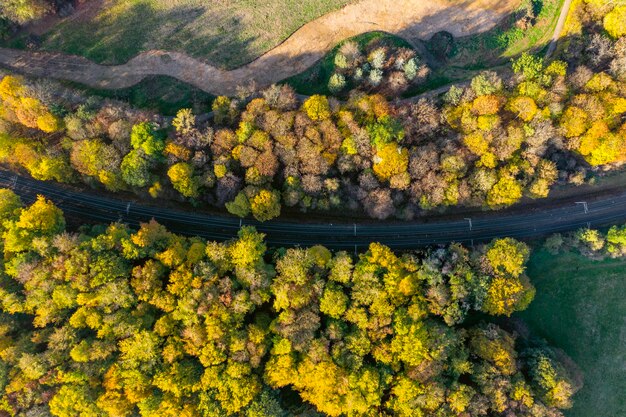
[328,74,346,93]
[172,108,195,135]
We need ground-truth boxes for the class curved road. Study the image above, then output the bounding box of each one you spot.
[2,170,625,250]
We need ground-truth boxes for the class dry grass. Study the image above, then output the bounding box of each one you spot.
[38,0,355,69]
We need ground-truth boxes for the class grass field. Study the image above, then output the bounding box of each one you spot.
[518,249,626,417]
[448,0,563,67]
[26,0,355,69]
[72,75,214,116]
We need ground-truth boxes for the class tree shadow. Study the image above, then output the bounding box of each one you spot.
[39,1,258,69]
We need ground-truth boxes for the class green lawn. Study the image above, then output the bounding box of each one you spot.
[25,0,355,69]
[517,249,626,417]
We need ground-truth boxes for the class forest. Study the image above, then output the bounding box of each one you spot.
[0,1,624,417]
[0,1,623,221]
[0,189,582,417]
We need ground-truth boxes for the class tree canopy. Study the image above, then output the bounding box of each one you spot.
[0,190,579,416]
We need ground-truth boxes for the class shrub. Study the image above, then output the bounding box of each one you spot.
[339,40,361,65]
[353,67,364,82]
[334,53,349,69]
[403,58,419,81]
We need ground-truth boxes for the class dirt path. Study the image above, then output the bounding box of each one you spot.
[0,0,518,96]
[544,0,573,58]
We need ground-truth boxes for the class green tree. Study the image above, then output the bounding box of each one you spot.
[121,150,152,188]
[250,189,281,222]
[226,192,251,218]
[512,52,544,82]
[130,122,165,156]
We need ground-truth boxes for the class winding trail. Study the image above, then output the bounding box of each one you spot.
[0,0,518,96]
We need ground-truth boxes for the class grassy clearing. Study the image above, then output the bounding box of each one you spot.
[517,249,626,417]
[448,0,563,65]
[20,0,355,69]
[401,0,564,95]
[72,76,214,116]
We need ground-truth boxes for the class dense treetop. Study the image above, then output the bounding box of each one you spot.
[0,189,579,416]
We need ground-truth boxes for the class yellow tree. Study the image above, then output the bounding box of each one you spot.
[372,143,409,181]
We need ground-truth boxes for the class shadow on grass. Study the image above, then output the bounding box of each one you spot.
[69,76,215,116]
[39,1,257,68]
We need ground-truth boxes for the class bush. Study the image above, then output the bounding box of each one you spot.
[334,53,349,69]
[428,31,455,59]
